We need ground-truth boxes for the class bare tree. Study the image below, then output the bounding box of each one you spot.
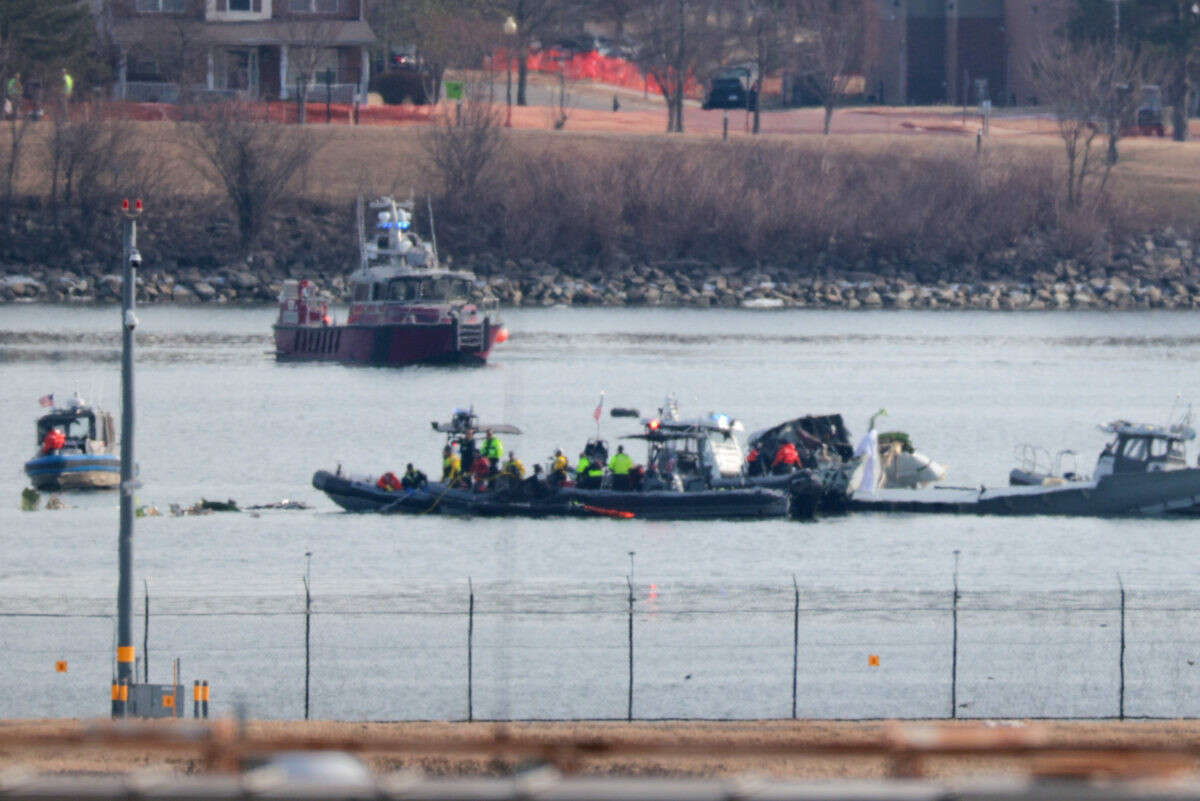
[631,0,724,133]
[47,108,164,212]
[1028,36,1147,208]
[286,18,345,124]
[421,78,505,203]
[493,0,563,106]
[794,0,869,135]
[740,0,799,134]
[181,102,322,252]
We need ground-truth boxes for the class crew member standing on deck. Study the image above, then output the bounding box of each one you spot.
[459,428,477,469]
[550,448,569,485]
[609,444,633,490]
[482,428,504,474]
[442,445,461,483]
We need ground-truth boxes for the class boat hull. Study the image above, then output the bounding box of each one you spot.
[849,467,1200,517]
[274,321,499,367]
[312,471,789,520]
[24,453,120,491]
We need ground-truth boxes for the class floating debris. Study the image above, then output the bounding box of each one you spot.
[21,487,39,511]
[44,495,67,510]
[169,499,240,517]
[245,499,310,511]
[135,505,162,518]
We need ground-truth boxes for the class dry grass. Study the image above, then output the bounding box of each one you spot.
[7,719,1200,778]
[2,119,1199,265]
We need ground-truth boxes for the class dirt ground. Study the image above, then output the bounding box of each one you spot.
[6,719,1200,778]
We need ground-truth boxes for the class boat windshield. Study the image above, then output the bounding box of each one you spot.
[37,414,94,445]
[387,277,471,303]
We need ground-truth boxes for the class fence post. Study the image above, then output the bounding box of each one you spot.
[627,576,634,722]
[1118,573,1126,720]
[143,580,149,683]
[792,576,799,720]
[304,552,312,721]
[951,550,960,719]
[467,578,474,723]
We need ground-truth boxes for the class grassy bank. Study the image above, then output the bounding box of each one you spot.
[3,121,1200,273]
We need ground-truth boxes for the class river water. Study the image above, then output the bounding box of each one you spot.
[2,305,1200,721]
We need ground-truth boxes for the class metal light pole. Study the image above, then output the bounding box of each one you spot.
[503,16,517,128]
[113,198,142,717]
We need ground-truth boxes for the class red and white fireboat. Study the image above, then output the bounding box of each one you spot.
[273,197,507,367]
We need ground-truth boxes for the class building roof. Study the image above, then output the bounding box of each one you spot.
[110,18,375,48]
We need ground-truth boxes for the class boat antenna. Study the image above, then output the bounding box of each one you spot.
[594,391,605,441]
[355,195,366,270]
[426,195,439,266]
[868,408,888,431]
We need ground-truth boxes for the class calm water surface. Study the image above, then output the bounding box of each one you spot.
[1,305,1199,720]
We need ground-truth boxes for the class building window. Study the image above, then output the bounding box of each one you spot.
[229,0,251,9]
[135,0,191,10]
[289,0,341,11]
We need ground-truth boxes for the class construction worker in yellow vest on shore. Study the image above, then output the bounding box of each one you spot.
[482,428,504,474]
[609,444,633,490]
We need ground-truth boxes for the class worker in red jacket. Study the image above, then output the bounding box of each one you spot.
[42,428,66,454]
[771,441,801,474]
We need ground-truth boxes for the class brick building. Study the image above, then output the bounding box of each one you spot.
[872,0,1068,106]
[104,0,375,102]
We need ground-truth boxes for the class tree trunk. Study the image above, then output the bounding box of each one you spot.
[517,48,528,106]
[1173,50,1191,142]
[823,103,834,135]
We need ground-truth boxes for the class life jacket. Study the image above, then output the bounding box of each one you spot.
[552,454,569,473]
[502,458,526,479]
[442,454,461,480]
[376,472,402,491]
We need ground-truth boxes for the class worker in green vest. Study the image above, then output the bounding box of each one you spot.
[609,445,633,491]
[576,449,604,489]
[482,428,504,474]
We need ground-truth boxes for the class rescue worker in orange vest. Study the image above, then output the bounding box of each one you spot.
[376,471,402,491]
[746,446,764,476]
[470,453,491,491]
[771,441,801,474]
[42,427,66,454]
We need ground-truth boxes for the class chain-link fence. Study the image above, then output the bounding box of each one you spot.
[4,582,1196,721]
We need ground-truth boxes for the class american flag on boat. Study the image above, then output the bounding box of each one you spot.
[38,394,54,408]
[593,393,604,422]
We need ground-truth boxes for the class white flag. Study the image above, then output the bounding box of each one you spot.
[855,428,880,496]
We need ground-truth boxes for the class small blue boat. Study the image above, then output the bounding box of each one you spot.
[23,396,120,491]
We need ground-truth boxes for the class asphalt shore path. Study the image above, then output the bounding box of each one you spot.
[5,719,1200,778]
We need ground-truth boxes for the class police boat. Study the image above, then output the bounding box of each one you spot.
[848,417,1200,517]
[23,395,120,490]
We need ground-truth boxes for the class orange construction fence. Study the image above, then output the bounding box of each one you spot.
[499,49,704,100]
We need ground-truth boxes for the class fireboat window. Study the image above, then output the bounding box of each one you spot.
[352,283,371,302]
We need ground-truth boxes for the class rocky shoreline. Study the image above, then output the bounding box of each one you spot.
[3,203,1200,310]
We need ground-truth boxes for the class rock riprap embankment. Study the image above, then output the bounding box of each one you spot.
[3,228,1200,310]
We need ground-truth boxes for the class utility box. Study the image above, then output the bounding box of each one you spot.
[127,683,184,719]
